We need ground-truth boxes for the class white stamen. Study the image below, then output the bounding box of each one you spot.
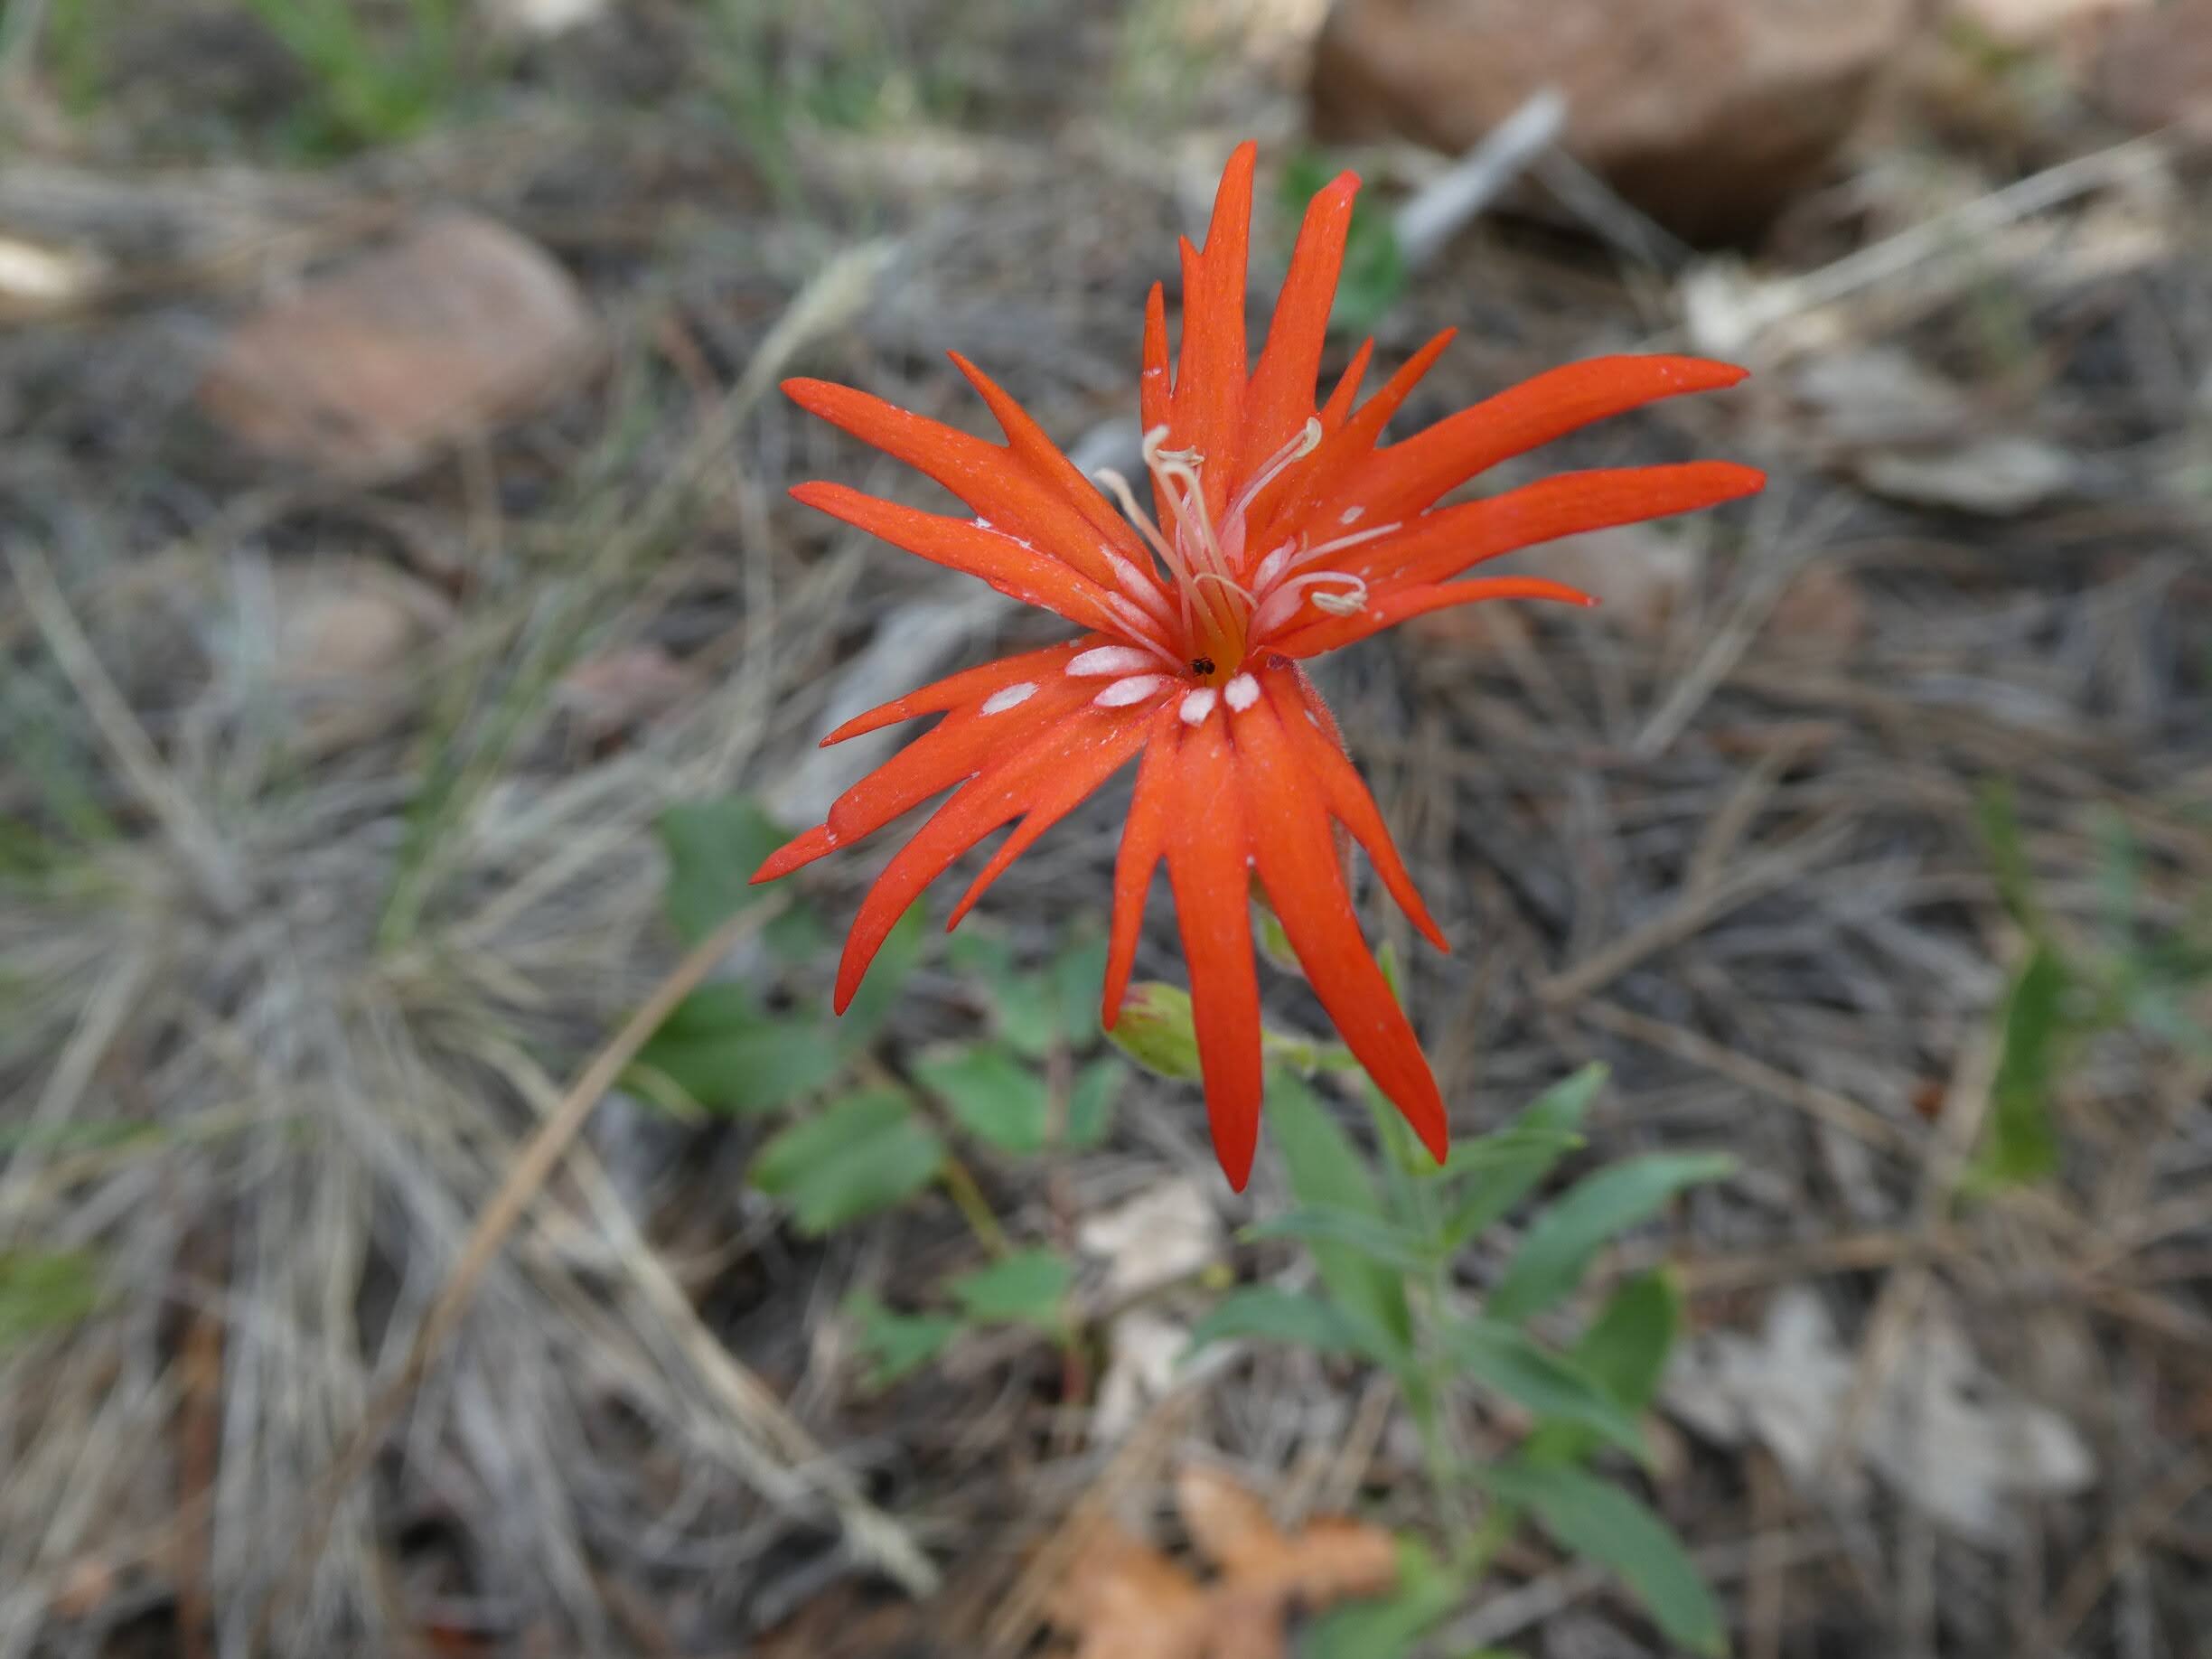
[1095,674,1167,708]
[1068,644,1157,678]
[1223,673,1260,712]
[979,682,1036,716]
[1280,520,1403,579]
[1252,570,1370,636]
[1339,505,1365,525]
[1225,417,1323,523]
[1179,688,1218,726]
[1311,580,1369,616]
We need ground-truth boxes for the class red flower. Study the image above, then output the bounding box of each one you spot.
[755,142,1763,1189]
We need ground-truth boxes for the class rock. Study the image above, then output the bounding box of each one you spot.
[199,211,601,480]
[267,561,453,686]
[1519,522,1705,638]
[2095,0,2212,138]
[483,0,610,37]
[1948,0,2144,50]
[1310,0,1919,244]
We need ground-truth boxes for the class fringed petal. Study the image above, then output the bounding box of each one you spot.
[1232,683,1448,1161]
[1342,461,1768,589]
[1240,169,1357,473]
[831,705,1154,1010]
[1102,708,1182,1026]
[1273,576,1596,658]
[783,380,1126,592]
[791,483,1148,642]
[1163,713,1264,1190]
[1269,669,1447,951]
[1172,141,1255,522]
[1322,355,1751,524]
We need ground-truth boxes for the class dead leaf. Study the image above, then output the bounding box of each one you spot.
[1857,434,2076,516]
[199,212,602,481]
[0,235,106,323]
[1666,1287,2095,1542]
[1764,565,1868,665]
[1078,1178,1223,1302]
[1045,1467,1399,1659]
[1515,524,1704,639]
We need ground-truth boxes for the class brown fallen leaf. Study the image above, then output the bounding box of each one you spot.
[199,211,602,481]
[1046,1465,1399,1659]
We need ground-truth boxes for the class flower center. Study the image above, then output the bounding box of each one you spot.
[1094,419,1397,687]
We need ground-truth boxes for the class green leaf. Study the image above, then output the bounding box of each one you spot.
[633,984,844,1115]
[0,1250,101,1352]
[1973,945,2067,1187]
[1067,1057,1120,1148]
[1481,1459,1727,1657]
[1524,1271,1682,1467]
[1243,1204,1434,1274]
[1486,1152,1735,1325]
[1185,1287,1407,1373]
[1106,981,1204,1080]
[1267,1069,1413,1349]
[837,904,924,1054]
[750,1089,945,1235]
[1051,931,1111,1054]
[844,1292,962,1389]
[1441,1065,1608,1250]
[946,1248,1072,1328]
[1444,1317,1648,1458]
[1302,1536,1463,1659]
[655,796,789,945]
[764,899,830,965]
[915,1042,1053,1153]
[1570,1270,1682,1416]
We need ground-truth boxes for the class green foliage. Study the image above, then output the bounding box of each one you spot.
[748,1089,945,1235]
[1302,1536,1464,1659]
[656,795,792,946]
[1190,1057,1730,1654]
[1186,1286,1407,1373]
[1482,1458,1727,1657]
[0,1251,102,1353]
[1280,149,1407,339]
[239,0,468,155]
[946,1248,1072,1330]
[1443,1317,1648,1459]
[1485,1152,1736,1326]
[633,983,844,1116]
[1265,1069,1414,1348]
[1978,944,2067,1185]
[844,1292,961,1390]
[1970,786,2212,1190]
[914,1041,1114,1153]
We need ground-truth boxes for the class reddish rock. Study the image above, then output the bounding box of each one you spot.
[1310,0,1920,244]
[199,211,601,479]
[2095,0,2212,138]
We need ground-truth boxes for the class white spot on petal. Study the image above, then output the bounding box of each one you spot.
[1223,673,1260,712]
[1095,674,1167,708]
[1179,688,1218,726]
[1339,505,1365,525]
[979,681,1036,716]
[1068,644,1157,678]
